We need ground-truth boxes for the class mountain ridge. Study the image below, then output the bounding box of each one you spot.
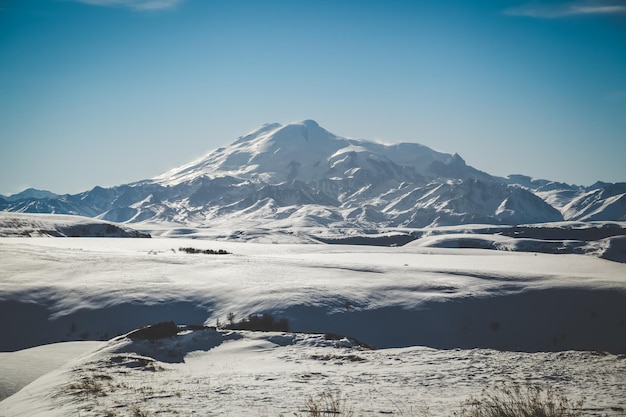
[1,120,624,234]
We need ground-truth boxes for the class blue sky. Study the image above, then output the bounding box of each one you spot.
[1,0,625,195]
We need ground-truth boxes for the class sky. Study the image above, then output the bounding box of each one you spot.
[1,0,625,196]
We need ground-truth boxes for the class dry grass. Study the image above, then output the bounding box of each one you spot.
[66,376,107,397]
[284,390,354,417]
[283,383,587,417]
[455,383,585,417]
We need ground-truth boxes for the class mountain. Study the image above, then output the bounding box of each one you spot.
[1,188,59,202]
[1,120,624,237]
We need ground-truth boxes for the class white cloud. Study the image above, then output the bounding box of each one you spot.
[570,4,626,14]
[504,1,626,18]
[69,0,184,11]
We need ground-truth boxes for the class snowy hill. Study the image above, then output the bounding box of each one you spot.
[0,212,150,238]
[1,120,624,235]
[3,325,626,416]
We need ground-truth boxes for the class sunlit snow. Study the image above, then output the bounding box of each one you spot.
[1,230,625,415]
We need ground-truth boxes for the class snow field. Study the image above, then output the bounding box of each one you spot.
[1,237,625,352]
[2,328,625,416]
[1,237,625,415]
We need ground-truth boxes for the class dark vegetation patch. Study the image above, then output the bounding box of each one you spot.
[309,353,367,362]
[178,247,231,255]
[223,313,290,332]
[127,321,180,341]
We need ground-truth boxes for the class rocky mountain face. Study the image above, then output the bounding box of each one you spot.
[1,120,624,233]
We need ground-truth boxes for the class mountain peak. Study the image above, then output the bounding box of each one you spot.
[233,120,324,146]
[269,120,333,143]
[299,119,320,128]
[448,153,466,165]
[5,188,59,202]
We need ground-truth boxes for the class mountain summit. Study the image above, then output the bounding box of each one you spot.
[1,120,624,235]
[153,120,480,188]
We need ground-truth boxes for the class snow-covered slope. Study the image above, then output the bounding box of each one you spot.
[3,327,625,417]
[1,237,625,353]
[1,120,624,232]
[507,175,626,221]
[0,212,150,238]
[1,237,625,415]
[560,183,626,221]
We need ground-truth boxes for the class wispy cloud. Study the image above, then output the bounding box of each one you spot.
[504,1,626,18]
[69,0,184,11]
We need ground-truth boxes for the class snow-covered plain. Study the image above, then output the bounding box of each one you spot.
[1,235,626,415]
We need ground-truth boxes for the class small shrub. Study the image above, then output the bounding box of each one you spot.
[66,377,106,397]
[456,383,584,417]
[131,405,151,417]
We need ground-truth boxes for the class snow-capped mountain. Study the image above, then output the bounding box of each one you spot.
[152,120,486,187]
[1,120,624,235]
[0,188,59,202]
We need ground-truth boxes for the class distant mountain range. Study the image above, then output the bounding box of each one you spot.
[2,120,625,235]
